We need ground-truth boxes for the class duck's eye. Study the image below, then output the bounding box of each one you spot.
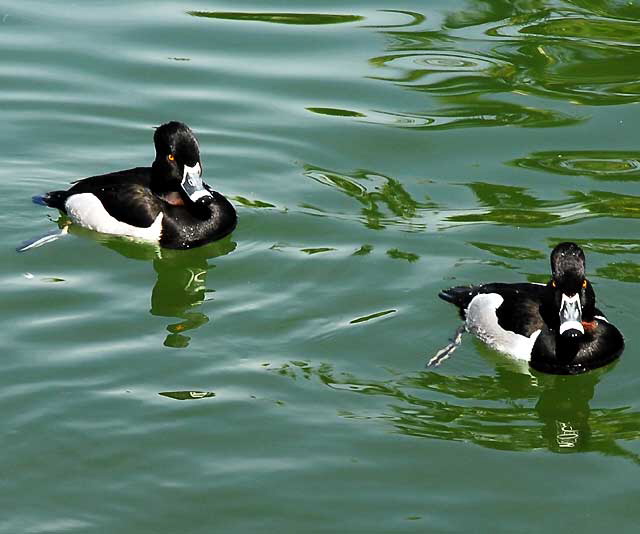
[582,279,587,289]
[551,280,556,288]
[168,154,175,162]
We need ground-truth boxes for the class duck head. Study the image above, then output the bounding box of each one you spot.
[549,242,595,340]
[151,121,213,205]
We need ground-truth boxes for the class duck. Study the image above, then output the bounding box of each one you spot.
[33,121,237,249]
[437,242,624,374]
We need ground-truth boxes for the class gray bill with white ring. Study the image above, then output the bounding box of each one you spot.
[181,163,212,203]
[559,293,584,337]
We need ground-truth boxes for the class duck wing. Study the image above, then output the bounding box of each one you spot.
[48,167,162,228]
[440,282,548,336]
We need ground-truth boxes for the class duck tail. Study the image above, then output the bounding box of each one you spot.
[16,226,69,253]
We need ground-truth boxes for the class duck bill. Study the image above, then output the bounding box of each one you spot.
[181,163,213,204]
[559,293,584,338]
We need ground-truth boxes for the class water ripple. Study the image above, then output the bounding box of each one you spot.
[304,165,437,230]
[511,150,640,181]
[445,182,640,227]
[374,5,640,106]
[270,362,640,458]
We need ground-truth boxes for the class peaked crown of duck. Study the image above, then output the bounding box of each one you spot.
[153,121,201,167]
[151,121,211,204]
[550,242,585,295]
[546,242,596,339]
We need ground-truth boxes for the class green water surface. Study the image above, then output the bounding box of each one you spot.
[2,1,640,532]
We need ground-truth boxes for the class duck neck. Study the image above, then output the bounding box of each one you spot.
[150,160,172,196]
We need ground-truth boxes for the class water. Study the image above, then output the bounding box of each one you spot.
[2,1,640,532]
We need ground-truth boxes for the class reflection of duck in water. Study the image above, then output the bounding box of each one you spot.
[435,242,624,374]
[74,229,236,347]
[150,240,235,347]
[534,371,598,452]
[272,359,640,461]
[534,368,640,462]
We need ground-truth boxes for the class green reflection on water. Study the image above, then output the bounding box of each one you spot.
[469,241,545,260]
[548,237,640,255]
[596,262,640,283]
[370,0,640,109]
[307,107,366,118]
[569,190,640,219]
[521,17,640,43]
[386,248,419,262]
[511,150,640,181]
[447,182,640,227]
[568,0,640,20]
[352,244,374,256]
[187,11,364,25]
[350,309,396,324]
[234,196,276,209]
[448,182,562,226]
[305,165,435,230]
[271,361,640,461]
[362,100,584,130]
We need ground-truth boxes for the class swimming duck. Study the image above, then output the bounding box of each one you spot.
[437,242,624,374]
[34,121,237,249]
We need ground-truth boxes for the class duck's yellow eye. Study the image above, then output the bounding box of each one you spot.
[551,280,556,288]
[168,154,175,162]
[582,279,587,289]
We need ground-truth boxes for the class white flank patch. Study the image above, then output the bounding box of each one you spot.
[465,293,541,361]
[65,193,163,242]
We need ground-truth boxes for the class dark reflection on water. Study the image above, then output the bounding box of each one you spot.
[304,164,436,231]
[159,391,215,400]
[69,224,236,348]
[307,107,366,118]
[187,11,363,25]
[271,360,640,461]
